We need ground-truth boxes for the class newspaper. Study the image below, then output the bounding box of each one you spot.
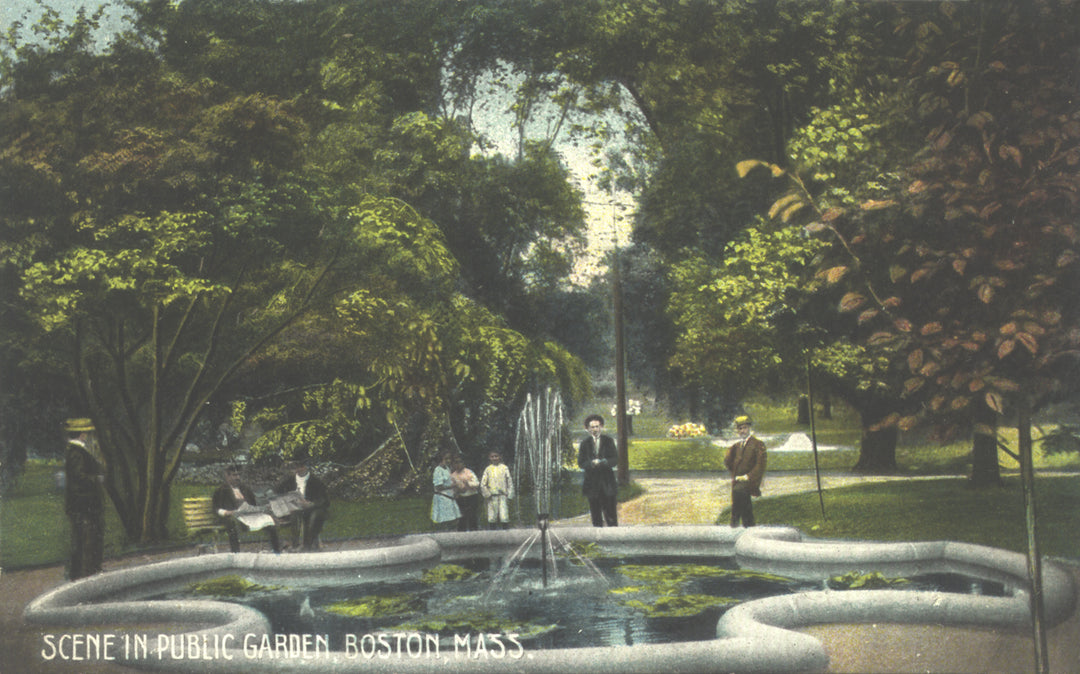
[233,502,276,531]
[232,492,310,529]
[268,491,310,519]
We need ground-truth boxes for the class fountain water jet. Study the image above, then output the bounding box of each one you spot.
[514,388,561,587]
[514,387,563,521]
[485,388,608,592]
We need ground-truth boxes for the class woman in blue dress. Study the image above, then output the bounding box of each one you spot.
[430,451,461,528]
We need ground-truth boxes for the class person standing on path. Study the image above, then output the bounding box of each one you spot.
[578,414,618,527]
[64,418,105,580]
[723,415,767,527]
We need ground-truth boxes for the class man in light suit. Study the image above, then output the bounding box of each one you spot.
[578,414,618,527]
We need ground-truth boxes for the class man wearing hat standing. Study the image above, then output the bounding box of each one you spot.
[64,418,105,580]
[723,415,767,527]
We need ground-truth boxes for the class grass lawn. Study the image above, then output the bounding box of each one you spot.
[628,437,871,473]
[628,437,725,470]
[4,393,1076,568]
[739,474,1080,559]
[0,461,643,569]
[624,395,1080,475]
[626,436,1080,475]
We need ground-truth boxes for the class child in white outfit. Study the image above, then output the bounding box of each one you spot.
[479,451,514,529]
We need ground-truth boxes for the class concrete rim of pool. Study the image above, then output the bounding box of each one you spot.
[24,525,1077,673]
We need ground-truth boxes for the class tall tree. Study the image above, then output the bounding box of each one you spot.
[2,10,350,540]
[752,0,1080,482]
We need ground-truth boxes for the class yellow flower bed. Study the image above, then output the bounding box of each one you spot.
[667,422,708,439]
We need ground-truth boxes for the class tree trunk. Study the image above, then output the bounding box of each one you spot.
[969,404,1003,488]
[796,395,810,425]
[852,401,898,473]
[820,391,833,420]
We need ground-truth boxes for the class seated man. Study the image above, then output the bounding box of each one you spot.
[274,459,330,551]
[212,465,281,553]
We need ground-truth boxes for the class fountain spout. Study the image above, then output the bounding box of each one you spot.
[538,513,550,588]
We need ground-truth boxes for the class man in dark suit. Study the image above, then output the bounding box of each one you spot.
[64,418,105,580]
[723,415,767,527]
[274,459,330,550]
[212,465,281,553]
[578,414,618,527]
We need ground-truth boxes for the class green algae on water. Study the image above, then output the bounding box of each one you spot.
[611,563,794,609]
[325,594,425,618]
[615,564,793,590]
[187,574,278,597]
[421,564,478,584]
[622,593,738,618]
[827,571,910,590]
[393,611,558,639]
[558,541,611,563]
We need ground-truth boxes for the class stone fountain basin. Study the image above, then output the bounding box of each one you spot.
[24,525,1076,673]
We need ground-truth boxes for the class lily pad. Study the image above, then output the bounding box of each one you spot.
[188,575,278,597]
[828,571,910,590]
[394,611,558,639]
[325,593,425,618]
[421,564,478,584]
[622,594,738,618]
[558,541,611,563]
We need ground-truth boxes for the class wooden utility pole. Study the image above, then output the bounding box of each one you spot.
[1018,396,1049,674]
[613,201,629,486]
[806,350,826,520]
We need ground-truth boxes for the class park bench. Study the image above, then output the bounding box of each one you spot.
[182,496,224,554]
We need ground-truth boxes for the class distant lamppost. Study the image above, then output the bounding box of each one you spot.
[611,189,630,486]
[585,180,631,487]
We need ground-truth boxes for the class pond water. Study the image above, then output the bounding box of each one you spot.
[160,554,1009,652]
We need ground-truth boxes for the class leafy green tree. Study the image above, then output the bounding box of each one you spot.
[851,0,1080,485]
[2,10,351,540]
[666,222,827,429]
[120,0,594,491]
[448,1,896,422]
[316,93,589,334]
[747,0,1080,482]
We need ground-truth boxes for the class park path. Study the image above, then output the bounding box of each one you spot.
[557,471,954,526]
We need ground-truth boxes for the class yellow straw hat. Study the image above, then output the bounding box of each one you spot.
[734,415,752,426]
[64,418,95,432]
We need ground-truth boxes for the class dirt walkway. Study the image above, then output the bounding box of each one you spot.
[557,470,954,525]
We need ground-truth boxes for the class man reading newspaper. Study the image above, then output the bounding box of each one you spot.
[273,459,330,550]
[212,465,281,553]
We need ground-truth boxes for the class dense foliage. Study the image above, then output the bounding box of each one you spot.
[0,0,592,539]
[2,0,1077,541]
